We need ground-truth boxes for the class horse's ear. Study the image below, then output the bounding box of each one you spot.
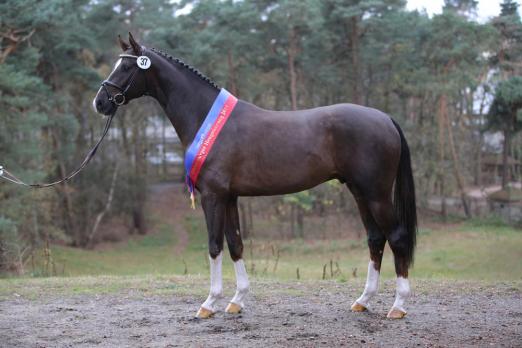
[128,32,142,55]
[118,35,130,52]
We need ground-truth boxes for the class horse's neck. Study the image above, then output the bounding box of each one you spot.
[151,59,220,147]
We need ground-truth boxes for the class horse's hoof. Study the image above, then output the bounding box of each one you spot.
[351,302,367,312]
[387,307,407,319]
[225,302,242,314]
[196,307,214,319]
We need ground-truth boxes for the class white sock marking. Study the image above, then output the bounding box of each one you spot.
[392,276,410,313]
[230,259,249,308]
[201,252,223,312]
[355,260,380,308]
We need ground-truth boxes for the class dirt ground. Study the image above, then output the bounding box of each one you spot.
[1,279,520,348]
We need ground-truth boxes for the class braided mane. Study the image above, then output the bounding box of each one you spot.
[150,47,220,90]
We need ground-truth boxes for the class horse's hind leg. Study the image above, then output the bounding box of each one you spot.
[367,199,411,319]
[223,196,250,314]
[351,197,386,312]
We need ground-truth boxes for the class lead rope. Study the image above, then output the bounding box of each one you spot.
[0,111,115,188]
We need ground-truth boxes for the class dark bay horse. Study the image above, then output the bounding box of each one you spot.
[93,33,417,319]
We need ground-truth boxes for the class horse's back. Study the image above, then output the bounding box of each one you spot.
[211,101,401,196]
[235,101,400,159]
[239,102,398,139]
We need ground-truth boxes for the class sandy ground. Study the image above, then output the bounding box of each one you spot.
[1,279,520,348]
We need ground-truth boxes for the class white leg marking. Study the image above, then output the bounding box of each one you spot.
[201,252,223,312]
[230,259,249,308]
[391,276,410,313]
[354,261,380,308]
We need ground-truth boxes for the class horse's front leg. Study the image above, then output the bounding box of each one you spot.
[196,192,227,319]
[224,197,249,314]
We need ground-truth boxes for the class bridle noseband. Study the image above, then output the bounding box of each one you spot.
[101,53,145,106]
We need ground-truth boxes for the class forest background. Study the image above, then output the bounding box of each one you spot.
[1,0,521,276]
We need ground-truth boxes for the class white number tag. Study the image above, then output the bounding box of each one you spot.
[137,56,151,69]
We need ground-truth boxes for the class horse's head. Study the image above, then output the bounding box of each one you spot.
[93,33,152,115]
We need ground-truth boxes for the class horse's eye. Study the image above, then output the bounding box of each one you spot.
[122,64,130,72]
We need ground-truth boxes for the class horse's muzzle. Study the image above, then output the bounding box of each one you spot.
[93,89,118,116]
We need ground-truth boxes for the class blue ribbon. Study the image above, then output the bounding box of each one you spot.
[185,88,232,193]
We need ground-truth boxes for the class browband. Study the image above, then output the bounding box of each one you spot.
[119,54,139,59]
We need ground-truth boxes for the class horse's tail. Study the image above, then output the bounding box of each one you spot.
[391,119,417,267]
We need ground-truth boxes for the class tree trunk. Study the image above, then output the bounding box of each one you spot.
[502,128,511,189]
[132,117,147,235]
[349,16,361,105]
[119,115,132,160]
[50,129,77,244]
[239,201,249,239]
[476,134,483,186]
[339,188,346,210]
[247,200,253,233]
[287,27,298,111]
[437,95,447,219]
[441,94,471,218]
[162,116,167,177]
[57,162,78,243]
[290,203,296,238]
[296,206,304,238]
[383,65,391,113]
[227,50,238,96]
[87,164,119,248]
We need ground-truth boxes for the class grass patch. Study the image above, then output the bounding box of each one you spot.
[4,214,522,285]
[0,274,210,300]
[466,215,520,231]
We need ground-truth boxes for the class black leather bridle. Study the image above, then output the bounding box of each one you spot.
[101,53,145,106]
